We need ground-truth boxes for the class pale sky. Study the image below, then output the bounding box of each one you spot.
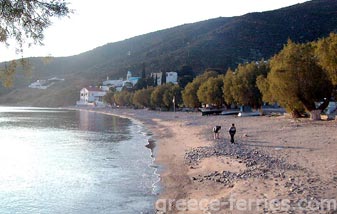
[0,0,309,62]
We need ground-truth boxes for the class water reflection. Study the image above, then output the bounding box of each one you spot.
[0,107,158,214]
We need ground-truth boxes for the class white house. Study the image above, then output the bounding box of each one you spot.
[166,72,178,84]
[151,72,162,86]
[28,77,65,89]
[29,80,48,89]
[102,71,140,91]
[102,79,123,91]
[76,86,107,106]
[151,71,178,85]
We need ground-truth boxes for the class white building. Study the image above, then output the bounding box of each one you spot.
[151,72,162,86]
[102,71,140,91]
[76,86,106,106]
[166,72,178,84]
[28,77,64,89]
[124,71,140,87]
[29,80,48,89]
[151,71,178,85]
[102,79,124,91]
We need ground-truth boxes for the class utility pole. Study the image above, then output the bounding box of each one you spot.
[173,96,176,112]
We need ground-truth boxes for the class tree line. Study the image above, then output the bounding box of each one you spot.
[104,33,337,119]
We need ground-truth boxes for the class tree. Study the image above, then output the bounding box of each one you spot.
[256,75,273,104]
[267,40,333,119]
[162,84,182,110]
[182,82,200,108]
[0,0,71,87]
[141,63,146,79]
[223,68,235,106]
[151,83,181,110]
[1,0,70,47]
[230,60,269,108]
[134,78,147,90]
[114,91,133,107]
[197,76,224,107]
[182,70,218,108]
[177,65,195,88]
[103,88,116,106]
[161,70,166,84]
[315,33,337,101]
[151,84,167,110]
[133,87,154,108]
[315,33,337,86]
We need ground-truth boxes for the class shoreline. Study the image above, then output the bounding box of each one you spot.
[65,106,337,214]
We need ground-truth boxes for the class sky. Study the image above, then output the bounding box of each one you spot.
[0,0,309,62]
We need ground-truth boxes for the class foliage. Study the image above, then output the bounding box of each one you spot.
[161,70,166,85]
[256,75,273,104]
[315,33,337,86]
[222,68,235,105]
[267,40,333,116]
[163,84,182,110]
[182,82,200,108]
[182,71,218,108]
[114,91,133,106]
[103,88,116,106]
[133,78,147,90]
[2,0,337,106]
[0,0,71,47]
[197,75,224,107]
[132,87,154,108]
[177,65,195,89]
[230,61,269,108]
[0,0,71,87]
[151,83,181,110]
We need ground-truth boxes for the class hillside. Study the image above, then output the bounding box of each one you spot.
[1,0,337,107]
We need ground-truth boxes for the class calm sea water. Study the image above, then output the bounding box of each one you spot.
[0,107,159,214]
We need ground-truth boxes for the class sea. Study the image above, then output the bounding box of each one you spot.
[0,107,160,214]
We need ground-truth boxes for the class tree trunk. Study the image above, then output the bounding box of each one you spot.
[310,109,321,120]
[291,109,301,118]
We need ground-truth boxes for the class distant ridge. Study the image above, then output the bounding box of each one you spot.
[1,0,337,107]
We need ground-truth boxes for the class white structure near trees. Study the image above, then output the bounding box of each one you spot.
[75,70,141,106]
[151,71,178,85]
[123,71,140,88]
[28,77,64,89]
[102,71,140,91]
[166,72,178,84]
[102,79,123,91]
[76,86,106,106]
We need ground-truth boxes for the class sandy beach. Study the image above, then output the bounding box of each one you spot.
[70,107,337,214]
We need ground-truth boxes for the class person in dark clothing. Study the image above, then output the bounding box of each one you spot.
[213,126,221,139]
[229,124,236,143]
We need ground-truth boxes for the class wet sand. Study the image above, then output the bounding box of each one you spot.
[69,107,337,214]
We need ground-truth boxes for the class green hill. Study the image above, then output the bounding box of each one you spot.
[1,0,337,107]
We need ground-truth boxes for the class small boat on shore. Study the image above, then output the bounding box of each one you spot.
[220,110,240,115]
[199,108,223,116]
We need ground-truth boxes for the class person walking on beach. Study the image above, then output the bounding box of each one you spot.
[213,126,221,139]
[229,124,236,143]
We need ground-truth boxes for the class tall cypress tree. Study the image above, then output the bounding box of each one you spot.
[162,70,166,84]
